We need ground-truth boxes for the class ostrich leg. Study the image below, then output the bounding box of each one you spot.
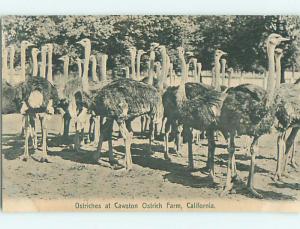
[206,129,216,178]
[186,127,194,170]
[274,131,286,181]
[164,119,171,160]
[247,136,263,198]
[175,123,183,157]
[285,127,299,169]
[140,115,145,133]
[40,115,49,163]
[148,117,155,153]
[22,115,30,161]
[118,121,133,170]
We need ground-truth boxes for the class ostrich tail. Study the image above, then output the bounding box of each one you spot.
[28,90,43,108]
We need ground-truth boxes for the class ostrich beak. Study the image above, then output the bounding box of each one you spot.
[279,37,289,42]
[76,40,83,45]
[222,51,228,55]
[28,42,35,47]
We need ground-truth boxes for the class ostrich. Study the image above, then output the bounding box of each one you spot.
[136,49,146,80]
[273,48,300,180]
[227,67,233,88]
[162,47,227,175]
[197,62,202,83]
[90,54,99,82]
[46,43,53,83]
[17,41,35,83]
[2,45,9,82]
[76,57,83,78]
[40,45,48,79]
[8,44,15,75]
[219,34,289,198]
[99,54,108,81]
[128,47,137,80]
[58,55,70,78]
[92,77,164,170]
[31,48,40,77]
[14,76,59,162]
[220,59,227,91]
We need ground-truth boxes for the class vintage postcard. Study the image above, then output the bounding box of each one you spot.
[1,15,300,212]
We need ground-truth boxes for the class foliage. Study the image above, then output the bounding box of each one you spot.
[3,15,300,78]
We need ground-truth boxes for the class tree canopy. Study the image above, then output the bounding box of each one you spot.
[3,15,300,78]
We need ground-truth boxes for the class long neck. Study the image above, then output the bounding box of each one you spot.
[32,52,38,77]
[77,61,82,78]
[20,45,27,82]
[100,55,107,81]
[228,71,232,88]
[197,63,202,83]
[2,47,8,82]
[125,67,130,78]
[221,60,226,86]
[47,48,53,83]
[177,55,187,101]
[41,48,47,78]
[82,44,91,92]
[64,58,69,78]
[9,47,15,72]
[148,51,155,85]
[131,54,136,80]
[136,53,142,80]
[266,44,276,99]
[275,56,282,89]
[214,57,221,91]
[91,58,98,81]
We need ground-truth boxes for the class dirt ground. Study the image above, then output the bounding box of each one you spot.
[2,113,300,202]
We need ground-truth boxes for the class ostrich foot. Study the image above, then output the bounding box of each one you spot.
[187,164,195,172]
[220,184,233,197]
[93,152,101,163]
[109,158,119,166]
[164,152,171,161]
[291,161,299,169]
[20,155,29,162]
[247,187,263,199]
[40,157,49,163]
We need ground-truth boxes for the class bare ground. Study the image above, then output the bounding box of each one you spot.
[2,114,300,201]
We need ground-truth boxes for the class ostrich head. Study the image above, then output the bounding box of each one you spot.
[227,67,234,74]
[215,49,227,60]
[275,48,283,59]
[177,47,185,57]
[58,55,69,62]
[137,49,146,56]
[90,54,96,62]
[150,42,160,51]
[267,33,289,47]
[21,40,35,48]
[41,45,48,52]
[76,38,91,48]
[31,48,40,56]
[45,43,54,52]
[127,47,137,59]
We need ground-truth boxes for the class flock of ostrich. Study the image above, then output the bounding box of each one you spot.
[2,32,300,199]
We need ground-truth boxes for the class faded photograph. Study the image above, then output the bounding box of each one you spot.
[1,16,300,212]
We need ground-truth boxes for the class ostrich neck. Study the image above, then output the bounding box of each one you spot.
[77,61,82,78]
[131,55,136,79]
[266,45,276,99]
[158,50,167,91]
[64,59,69,78]
[9,47,15,70]
[32,53,38,77]
[82,45,91,93]
[214,57,221,90]
[20,45,27,82]
[91,59,98,81]
[83,45,91,79]
[41,48,47,78]
[136,53,142,80]
[100,55,107,81]
[275,56,282,89]
[177,55,187,101]
[47,49,53,83]
[221,61,226,85]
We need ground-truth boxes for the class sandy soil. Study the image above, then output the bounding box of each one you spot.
[2,113,300,201]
